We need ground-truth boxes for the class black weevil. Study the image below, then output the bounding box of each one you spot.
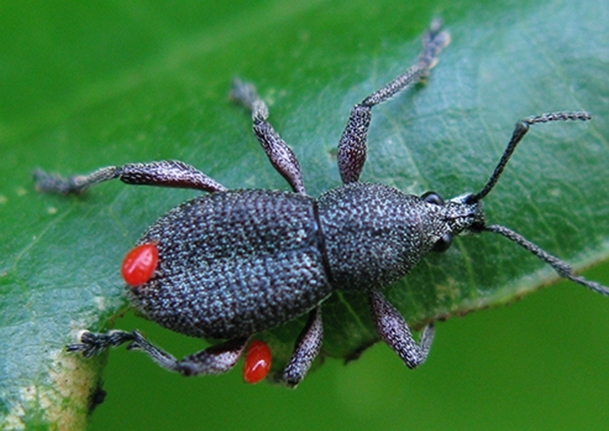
[35,20,609,387]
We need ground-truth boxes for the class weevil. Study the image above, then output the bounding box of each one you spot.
[35,20,609,387]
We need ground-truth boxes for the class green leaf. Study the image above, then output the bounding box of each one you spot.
[2,0,608,429]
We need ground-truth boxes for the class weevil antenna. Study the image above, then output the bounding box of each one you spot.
[484,224,609,296]
[467,111,591,204]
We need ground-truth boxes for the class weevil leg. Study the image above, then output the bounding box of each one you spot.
[132,336,250,376]
[369,290,434,369]
[230,78,306,195]
[282,305,323,387]
[68,330,248,376]
[34,160,227,195]
[67,330,139,358]
[337,19,450,184]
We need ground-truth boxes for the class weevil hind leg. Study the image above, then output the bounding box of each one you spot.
[369,290,434,369]
[281,305,323,387]
[337,20,449,184]
[230,78,307,195]
[34,160,227,195]
[155,336,250,376]
[68,329,249,376]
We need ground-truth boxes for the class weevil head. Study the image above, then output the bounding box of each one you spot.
[447,192,486,233]
[418,190,486,254]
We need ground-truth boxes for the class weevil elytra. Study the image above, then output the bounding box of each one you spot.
[35,20,609,387]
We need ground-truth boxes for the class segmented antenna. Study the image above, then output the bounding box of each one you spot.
[468,111,591,204]
[484,224,609,296]
[469,111,606,295]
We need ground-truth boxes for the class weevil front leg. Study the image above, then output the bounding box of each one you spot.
[34,160,227,195]
[369,290,434,368]
[281,305,323,387]
[68,330,248,376]
[230,78,306,195]
[337,19,450,184]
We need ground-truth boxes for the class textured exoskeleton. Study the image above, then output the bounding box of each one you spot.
[35,20,608,387]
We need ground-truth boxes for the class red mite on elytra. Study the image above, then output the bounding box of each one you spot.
[121,243,159,287]
[35,20,608,387]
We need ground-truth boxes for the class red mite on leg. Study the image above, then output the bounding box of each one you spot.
[243,340,272,384]
[121,243,159,286]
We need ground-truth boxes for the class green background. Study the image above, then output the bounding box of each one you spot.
[2,0,609,429]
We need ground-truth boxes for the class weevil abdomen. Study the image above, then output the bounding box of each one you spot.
[128,189,332,339]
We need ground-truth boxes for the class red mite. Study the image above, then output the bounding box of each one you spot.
[243,340,272,384]
[121,243,159,286]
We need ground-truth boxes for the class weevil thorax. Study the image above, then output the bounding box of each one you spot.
[317,183,484,291]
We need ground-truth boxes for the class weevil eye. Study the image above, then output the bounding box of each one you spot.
[432,233,453,252]
[421,191,445,206]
